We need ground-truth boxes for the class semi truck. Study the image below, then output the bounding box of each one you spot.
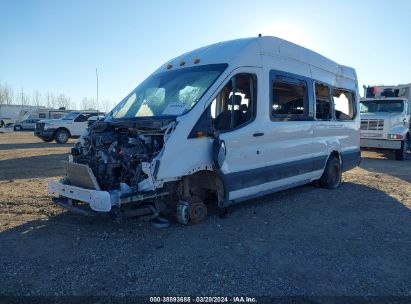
[360,84,411,160]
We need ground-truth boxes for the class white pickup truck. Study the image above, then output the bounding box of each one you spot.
[360,84,411,160]
[35,111,105,143]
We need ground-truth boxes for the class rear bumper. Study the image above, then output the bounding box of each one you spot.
[360,138,401,149]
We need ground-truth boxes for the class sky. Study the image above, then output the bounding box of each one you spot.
[1,0,411,110]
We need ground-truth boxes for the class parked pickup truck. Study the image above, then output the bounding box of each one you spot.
[361,84,411,160]
[35,111,105,143]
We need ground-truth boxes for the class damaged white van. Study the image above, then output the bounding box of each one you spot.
[48,36,361,224]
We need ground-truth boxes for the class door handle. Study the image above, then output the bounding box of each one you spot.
[253,132,264,137]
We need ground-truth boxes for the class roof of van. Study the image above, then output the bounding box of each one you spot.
[155,36,357,83]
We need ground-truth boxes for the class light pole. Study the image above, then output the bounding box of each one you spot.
[96,68,99,111]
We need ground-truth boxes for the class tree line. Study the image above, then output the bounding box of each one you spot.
[0,81,113,112]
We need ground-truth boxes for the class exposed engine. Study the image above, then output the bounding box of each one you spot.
[70,120,170,190]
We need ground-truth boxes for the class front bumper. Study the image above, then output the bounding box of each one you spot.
[48,180,113,212]
[48,179,169,213]
[360,138,402,149]
[35,128,55,140]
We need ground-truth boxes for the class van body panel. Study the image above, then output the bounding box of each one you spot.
[155,37,360,200]
[156,66,264,180]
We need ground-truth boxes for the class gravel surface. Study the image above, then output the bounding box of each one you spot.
[0,132,410,296]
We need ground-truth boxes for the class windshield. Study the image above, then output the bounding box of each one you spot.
[106,64,228,120]
[360,100,404,113]
[61,112,79,120]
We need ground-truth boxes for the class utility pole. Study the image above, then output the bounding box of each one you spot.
[96,68,99,111]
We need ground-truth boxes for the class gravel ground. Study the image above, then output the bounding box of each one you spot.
[0,132,410,296]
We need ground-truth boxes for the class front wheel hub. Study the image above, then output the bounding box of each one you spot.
[176,197,208,225]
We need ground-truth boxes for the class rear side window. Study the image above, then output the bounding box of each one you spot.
[271,79,308,120]
[315,83,332,120]
[74,114,90,122]
[333,89,355,120]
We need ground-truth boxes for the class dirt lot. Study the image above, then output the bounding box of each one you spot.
[0,132,410,296]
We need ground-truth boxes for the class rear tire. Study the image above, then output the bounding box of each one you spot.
[320,156,342,189]
[395,137,409,161]
[14,125,22,131]
[55,129,69,144]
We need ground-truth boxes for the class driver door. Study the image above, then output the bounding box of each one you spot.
[210,68,267,201]
[71,114,90,136]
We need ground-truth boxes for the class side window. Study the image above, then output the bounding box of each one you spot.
[211,73,256,132]
[315,83,332,120]
[74,114,89,122]
[333,89,355,120]
[39,113,46,119]
[271,78,308,121]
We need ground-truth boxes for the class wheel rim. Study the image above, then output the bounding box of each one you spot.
[58,133,67,142]
[189,202,207,223]
[330,163,341,186]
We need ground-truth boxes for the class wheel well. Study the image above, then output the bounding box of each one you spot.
[329,150,340,161]
[327,150,342,167]
[55,127,71,137]
[182,171,225,207]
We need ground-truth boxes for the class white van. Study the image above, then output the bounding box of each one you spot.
[49,36,360,224]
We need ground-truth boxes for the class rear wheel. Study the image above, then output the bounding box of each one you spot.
[395,137,409,161]
[14,125,22,131]
[320,156,342,189]
[55,129,69,144]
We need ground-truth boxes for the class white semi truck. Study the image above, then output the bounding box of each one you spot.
[360,84,411,160]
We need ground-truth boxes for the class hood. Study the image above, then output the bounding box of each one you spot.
[361,112,402,120]
[39,119,65,124]
[100,116,176,131]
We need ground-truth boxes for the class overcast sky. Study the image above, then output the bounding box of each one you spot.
[1,0,410,110]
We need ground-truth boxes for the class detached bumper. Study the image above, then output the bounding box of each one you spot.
[48,180,114,212]
[48,179,170,214]
[360,138,401,149]
[52,197,100,216]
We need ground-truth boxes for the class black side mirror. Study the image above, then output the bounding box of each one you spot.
[212,138,226,168]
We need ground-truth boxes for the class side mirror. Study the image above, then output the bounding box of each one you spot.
[212,138,226,169]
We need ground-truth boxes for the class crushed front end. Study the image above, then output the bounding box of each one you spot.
[48,117,177,221]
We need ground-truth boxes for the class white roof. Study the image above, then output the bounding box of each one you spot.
[155,36,357,86]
